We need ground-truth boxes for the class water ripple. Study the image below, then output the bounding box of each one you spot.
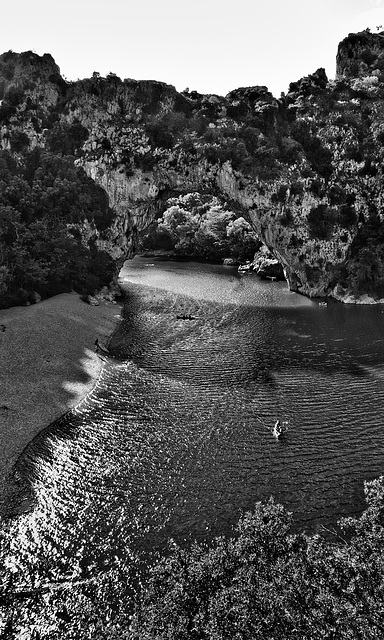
[16,259,384,555]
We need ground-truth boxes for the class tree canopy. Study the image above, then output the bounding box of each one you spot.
[129,478,384,639]
[1,478,384,638]
[140,192,260,262]
[0,148,115,308]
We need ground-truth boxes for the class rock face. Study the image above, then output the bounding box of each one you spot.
[2,36,384,302]
[251,247,285,280]
[336,30,384,80]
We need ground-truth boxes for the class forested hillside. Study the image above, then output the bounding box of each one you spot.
[0,147,115,307]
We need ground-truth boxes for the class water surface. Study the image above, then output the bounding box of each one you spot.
[114,258,384,536]
[21,257,384,552]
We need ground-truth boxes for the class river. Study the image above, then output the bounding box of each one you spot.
[19,256,384,553]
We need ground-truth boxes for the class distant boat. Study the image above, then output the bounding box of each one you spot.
[273,421,282,439]
[319,301,328,307]
[271,420,289,440]
[238,262,253,273]
[176,314,196,320]
[94,338,110,355]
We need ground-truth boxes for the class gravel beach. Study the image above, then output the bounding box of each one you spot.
[0,292,122,509]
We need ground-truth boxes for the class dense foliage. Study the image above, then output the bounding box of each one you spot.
[0,148,115,308]
[129,480,384,639]
[5,40,384,297]
[140,193,260,262]
[1,478,384,638]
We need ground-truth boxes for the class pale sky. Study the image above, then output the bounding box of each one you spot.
[3,0,384,97]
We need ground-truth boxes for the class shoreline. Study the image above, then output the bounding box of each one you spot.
[0,292,123,513]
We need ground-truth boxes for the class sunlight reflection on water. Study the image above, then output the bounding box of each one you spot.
[119,257,314,308]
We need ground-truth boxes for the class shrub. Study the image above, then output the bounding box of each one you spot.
[9,130,29,152]
[146,111,189,149]
[291,120,333,179]
[130,480,384,640]
[5,86,24,107]
[358,159,378,176]
[351,75,379,96]
[307,204,338,239]
[279,136,302,163]
[279,207,294,226]
[271,184,289,204]
[237,125,260,154]
[0,148,117,307]
[339,204,357,228]
[360,49,376,65]
[0,102,16,122]
[290,181,304,197]
[46,121,89,155]
[309,179,325,197]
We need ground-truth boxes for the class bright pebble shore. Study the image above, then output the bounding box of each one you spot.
[0,292,122,513]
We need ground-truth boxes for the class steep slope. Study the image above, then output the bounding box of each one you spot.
[2,34,384,302]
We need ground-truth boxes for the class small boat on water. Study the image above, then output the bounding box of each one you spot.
[176,314,196,320]
[273,421,282,439]
[271,420,289,440]
[238,262,253,273]
[94,338,110,355]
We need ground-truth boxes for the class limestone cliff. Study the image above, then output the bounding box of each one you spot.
[2,35,384,302]
[336,30,384,80]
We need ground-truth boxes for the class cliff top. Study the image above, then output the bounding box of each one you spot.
[336,29,384,79]
[1,29,382,104]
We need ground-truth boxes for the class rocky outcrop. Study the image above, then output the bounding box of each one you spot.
[2,37,384,302]
[336,30,384,80]
[251,247,285,280]
[0,50,61,104]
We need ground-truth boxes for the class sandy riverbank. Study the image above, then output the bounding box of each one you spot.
[0,292,122,511]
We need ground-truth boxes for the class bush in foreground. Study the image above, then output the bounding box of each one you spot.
[1,478,384,638]
[130,478,384,639]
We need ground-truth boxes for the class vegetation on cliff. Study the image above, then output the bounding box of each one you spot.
[1,477,384,638]
[3,34,384,300]
[0,147,115,308]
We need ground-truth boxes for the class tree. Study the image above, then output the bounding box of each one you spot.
[146,193,259,262]
[2,480,384,638]
[158,205,200,254]
[226,216,261,262]
[0,148,116,308]
[129,482,384,639]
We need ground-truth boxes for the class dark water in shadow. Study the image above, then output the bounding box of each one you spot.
[17,257,384,552]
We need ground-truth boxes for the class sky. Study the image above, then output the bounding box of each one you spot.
[4,0,384,98]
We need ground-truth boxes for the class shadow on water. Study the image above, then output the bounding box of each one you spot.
[111,284,382,384]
